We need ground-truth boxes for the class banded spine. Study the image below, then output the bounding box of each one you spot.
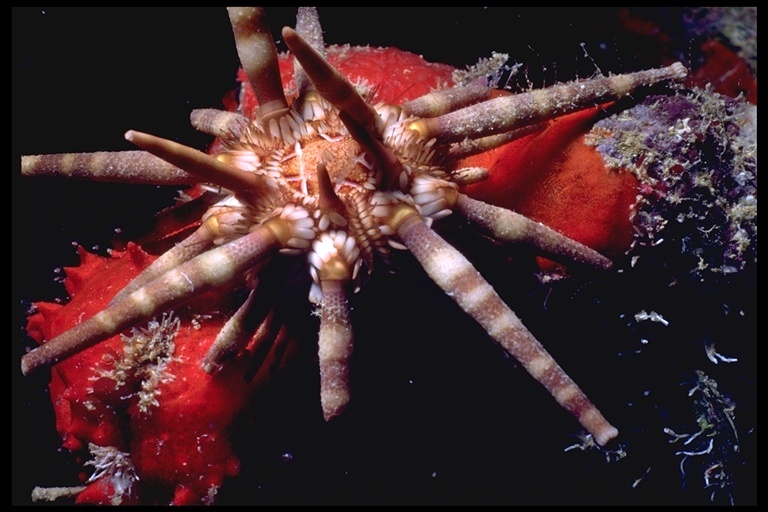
[21,223,284,376]
[396,213,618,446]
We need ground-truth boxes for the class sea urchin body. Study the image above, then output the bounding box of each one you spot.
[17,7,693,505]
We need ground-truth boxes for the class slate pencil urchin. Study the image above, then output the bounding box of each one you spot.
[14,7,722,506]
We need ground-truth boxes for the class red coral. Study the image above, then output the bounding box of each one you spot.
[27,241,300,504]
[236,45,457,119]
[461,105,639,268]
[27,245,154,453]
[691,39,757,104]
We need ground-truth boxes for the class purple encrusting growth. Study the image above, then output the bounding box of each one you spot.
[586,87,757,277]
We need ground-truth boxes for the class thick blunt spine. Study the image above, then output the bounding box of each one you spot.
[227,7,289,120]
[21,151,195,185]
[401,85,492,118]
[190,109,249,139]
[21,225,283,376]
[202,288,264,374]
[456,195,613,270]
[396,214,618,446]
[282,27,383,135]
[124,130,271,201]
[409,62,688,143]
[293,7,325,96]
[110,226,215,306]
[318,280,354,420]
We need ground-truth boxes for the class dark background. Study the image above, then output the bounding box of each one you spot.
[13,7,755,505]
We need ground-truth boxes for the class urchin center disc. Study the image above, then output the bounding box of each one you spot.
[283,136,373,197]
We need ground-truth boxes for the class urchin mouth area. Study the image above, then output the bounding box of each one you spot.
[277,135,372,198]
